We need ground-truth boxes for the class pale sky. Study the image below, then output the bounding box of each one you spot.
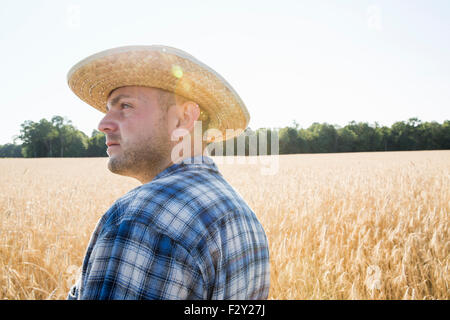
[1,0,449,144]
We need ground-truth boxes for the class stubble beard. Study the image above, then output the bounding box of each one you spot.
[107,127,173,182]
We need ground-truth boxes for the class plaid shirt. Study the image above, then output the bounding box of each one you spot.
[68,155,270,300]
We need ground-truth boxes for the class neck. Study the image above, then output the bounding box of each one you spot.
[138,149,206,184]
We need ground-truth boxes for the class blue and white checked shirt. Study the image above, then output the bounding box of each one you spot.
[68,155,270,300]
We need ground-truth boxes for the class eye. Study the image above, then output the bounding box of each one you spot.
[121,103,132,110]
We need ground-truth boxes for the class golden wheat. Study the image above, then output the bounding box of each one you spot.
[0,151,449,299]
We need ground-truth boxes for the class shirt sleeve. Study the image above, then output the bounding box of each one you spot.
[80,219,206,300]
[67,284,78,300]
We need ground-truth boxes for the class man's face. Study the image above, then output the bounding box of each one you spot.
[99,86,173,182]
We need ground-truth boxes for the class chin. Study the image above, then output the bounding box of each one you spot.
[107,156,124,174]
[107,155,136,178]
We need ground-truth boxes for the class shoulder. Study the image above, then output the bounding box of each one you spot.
[110,164,256,250]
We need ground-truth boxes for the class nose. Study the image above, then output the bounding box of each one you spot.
[98,111,119,133]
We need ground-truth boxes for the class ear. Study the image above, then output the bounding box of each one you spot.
[176,101,200,132]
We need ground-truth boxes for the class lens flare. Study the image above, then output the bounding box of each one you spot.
[171,65,183,78]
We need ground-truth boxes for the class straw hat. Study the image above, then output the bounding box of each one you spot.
[67,45,250,142]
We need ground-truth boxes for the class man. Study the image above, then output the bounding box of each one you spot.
[66,45,270,299]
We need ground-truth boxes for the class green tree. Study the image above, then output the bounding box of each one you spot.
[0,144,23,157]
[374,125,392,151]
[345,121,378,152]
[86,130,107,157]
[19,120,48,157]
[51,116,71,157]
[19,117,88,157]
[337,127,357,152]
[416,121,439,150]
[391,121,415,150]
[279,126,300,154]
[307,123,338,153]
[63,127,88,157]
[441,120,450,149]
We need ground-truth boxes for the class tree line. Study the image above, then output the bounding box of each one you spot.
[0,116,106,158]
[0,116,448,158]
[212,117,449,155]
[275,117,450,154]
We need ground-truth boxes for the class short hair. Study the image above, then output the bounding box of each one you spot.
[157,89,177,113]
[157,89,210,137]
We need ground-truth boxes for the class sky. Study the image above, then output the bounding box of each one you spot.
[0,0,449,144]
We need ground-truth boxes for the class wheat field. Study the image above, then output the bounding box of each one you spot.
[0,151,448,299]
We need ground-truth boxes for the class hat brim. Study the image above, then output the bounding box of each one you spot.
[67,45,250,142]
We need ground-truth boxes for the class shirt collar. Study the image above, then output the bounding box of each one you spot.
[152,155,219,181]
